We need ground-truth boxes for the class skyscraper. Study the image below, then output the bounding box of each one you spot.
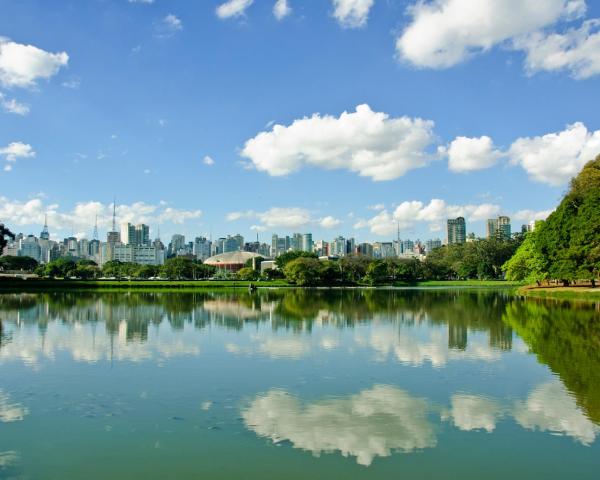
[486,216,511,240]
[447,217,466,244]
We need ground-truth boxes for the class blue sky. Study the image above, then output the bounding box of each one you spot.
[1,0,599,243]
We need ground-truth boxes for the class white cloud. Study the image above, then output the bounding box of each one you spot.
[356,199,501,236]
[216,0,254,19]
[61,77,81,89]
[513,381,598,445]
[332,0,375,28]
[444,136,504,172]
[227,207,341,231]
[0,197,201,234]
[515,19,600,79]
[273,0,291,20]
[242,385,436,466]
[129,0,155,4]
[513,209,555,222]
[509,122,600,186]
[396,0,586,69]
[0,37,68,88]
[319,216,342,229]
[0,93,29,115]
[0,390,28,423]
[155,14,183,37]
[241,104,437,181]
[229,207,312,229]
[0,142,36,168]
[447,394,502,432]
[203,155,215,166]
[367,203,385,211]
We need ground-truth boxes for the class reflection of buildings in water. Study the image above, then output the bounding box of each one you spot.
[448,324,467,351]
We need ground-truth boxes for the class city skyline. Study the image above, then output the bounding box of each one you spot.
[2,1,600,242]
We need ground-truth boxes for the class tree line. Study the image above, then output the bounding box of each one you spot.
[503,156,600,286]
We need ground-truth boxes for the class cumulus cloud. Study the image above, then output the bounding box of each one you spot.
[509,122,600,186]
[513,381,598,445]
[0,142,35,171]
[128,0,155,4]
[155,14,183,37]
[241,104,437,181]
[515,19,600,79]
[0,37,68,88]
[227,207,311,229]
[444,136,504,172]
[203,155,215,166]
[273,0,291,20]
[242,385,436,466]
[318,216,342,229]
[0,93,29,115]
[0,197,201,234]
[513,209,555,222]
[447,394,503,432]
[332,0,375,28]
[227,207,341,231]
[355,198,501,236]
[216,0,254,19]
[396,0,586,69]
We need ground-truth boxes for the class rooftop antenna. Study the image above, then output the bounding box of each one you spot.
[111,197,117,232]
[397,221,401,257]
[92,214,99,241]
[157,224,161,241]
[41,213,49,240]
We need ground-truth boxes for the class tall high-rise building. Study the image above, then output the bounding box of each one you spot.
[447,217,466,244]
[170,234,186,256]
[301,233,313,252]
[193,237,212,260]
[40,214,50,241]
[486,216,511,240]
[330,236,346,256]
[292,233,303,251]
[346,237,355,255]
[425,239,442,252]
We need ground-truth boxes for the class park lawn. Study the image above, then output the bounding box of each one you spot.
[518,285,600,302]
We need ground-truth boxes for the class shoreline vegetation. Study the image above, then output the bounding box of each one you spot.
[518,285,600,303]
[0,278,522,291]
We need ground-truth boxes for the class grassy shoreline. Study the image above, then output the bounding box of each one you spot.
[0,278,522,292]
[518,285,600,302]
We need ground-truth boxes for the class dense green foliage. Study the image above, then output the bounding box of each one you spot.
[0,255,39,272]
[277,238,521,286]
[274,251,318,269]
[34,257,217,280]
[503,155,600,285]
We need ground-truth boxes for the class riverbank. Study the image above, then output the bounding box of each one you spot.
[519,285,600,302]
[0,278,521,291]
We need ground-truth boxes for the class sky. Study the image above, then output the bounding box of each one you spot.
[1,0,600,244]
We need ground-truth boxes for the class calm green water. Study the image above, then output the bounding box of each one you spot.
[0,289,599,479]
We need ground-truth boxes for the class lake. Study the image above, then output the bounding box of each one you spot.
[0,289,599,479]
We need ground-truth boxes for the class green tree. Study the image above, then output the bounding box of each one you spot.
[502,230,547,285]
[237,267,259,281]
[364,261,388,285]
[160,258,194,280]
[283,257,322,286]
[0,255,38,272]
[275,251,318,270]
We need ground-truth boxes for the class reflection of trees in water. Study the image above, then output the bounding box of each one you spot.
[502,299,600,425]
[0,289,515,348]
